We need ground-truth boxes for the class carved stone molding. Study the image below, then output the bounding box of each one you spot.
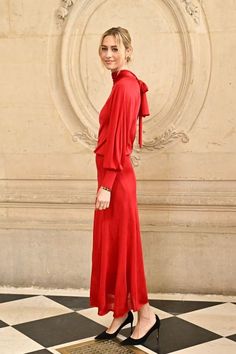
[48,0,211,165]
[139,126,189,151]
[72,125,189,167]
[72,125,189,150]
[72,127,97,147]
[131,126,189,166]
[180,0,200,24]
[56,0,74,26]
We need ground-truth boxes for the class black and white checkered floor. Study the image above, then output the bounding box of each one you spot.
[0,290,235,354]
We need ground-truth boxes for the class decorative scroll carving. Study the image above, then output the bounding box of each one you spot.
[56,0,74,25]
[130,154,141,167]
[72,127,98,147]
[130,126,189,166]
[72,125,189,167]
[181,0,200,24]
[140,126,189,151]
[72,125,189,150]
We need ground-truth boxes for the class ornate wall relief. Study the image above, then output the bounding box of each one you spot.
[56,0,74,24]
[48,0,211,164]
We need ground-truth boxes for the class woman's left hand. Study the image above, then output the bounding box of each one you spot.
[95,187,111,210]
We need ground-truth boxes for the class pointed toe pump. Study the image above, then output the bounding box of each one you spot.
[95,311,134,340]
[121,314,160,346]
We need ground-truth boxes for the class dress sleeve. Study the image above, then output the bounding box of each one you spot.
[101,83,131,190]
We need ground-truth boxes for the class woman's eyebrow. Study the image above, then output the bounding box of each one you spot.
[101,45,118,48]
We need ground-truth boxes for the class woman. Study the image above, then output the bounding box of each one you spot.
[89,27,160,346]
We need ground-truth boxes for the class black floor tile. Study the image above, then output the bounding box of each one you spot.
[13,312,105,347]
[227,334,236,342]
[149,299,223,315]
[26,350,52,354]
[0,320,8,328]
[46,295,90,311]
[0,293,36,304]
[121,316,221,354]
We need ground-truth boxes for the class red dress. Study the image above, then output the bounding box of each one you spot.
[89,69,150,318]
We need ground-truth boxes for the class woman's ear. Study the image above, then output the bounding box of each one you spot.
[126,46,133,61]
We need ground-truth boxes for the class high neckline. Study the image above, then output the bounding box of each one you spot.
[111,69,136,83]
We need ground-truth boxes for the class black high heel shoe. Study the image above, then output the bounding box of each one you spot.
[121,314,160,346]
[95,311,134,340]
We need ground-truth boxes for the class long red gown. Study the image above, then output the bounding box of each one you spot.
[89,69,150,318]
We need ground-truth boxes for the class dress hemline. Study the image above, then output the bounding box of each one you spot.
[89,299,149,318]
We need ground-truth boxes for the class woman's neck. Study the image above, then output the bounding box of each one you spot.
[111,65,129,73]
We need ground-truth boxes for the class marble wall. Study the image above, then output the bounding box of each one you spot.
[0,0,235,294]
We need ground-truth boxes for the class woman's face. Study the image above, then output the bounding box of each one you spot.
[100,35,129,72]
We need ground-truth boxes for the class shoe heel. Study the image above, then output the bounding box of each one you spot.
[130,319,133,334]
[156,318,160,339]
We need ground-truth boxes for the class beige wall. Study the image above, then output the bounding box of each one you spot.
[0,0,235,294]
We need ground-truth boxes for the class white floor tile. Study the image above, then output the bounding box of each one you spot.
[150,305,173,319]
[171,338,236,354]
[0,327,43,354]
[77,308,120,328]
[177,302,236,336]
[0,295,73,325]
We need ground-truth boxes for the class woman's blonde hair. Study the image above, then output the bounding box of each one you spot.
[99,27,132,62]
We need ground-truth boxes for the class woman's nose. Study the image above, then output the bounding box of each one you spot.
[105,49,112,58]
